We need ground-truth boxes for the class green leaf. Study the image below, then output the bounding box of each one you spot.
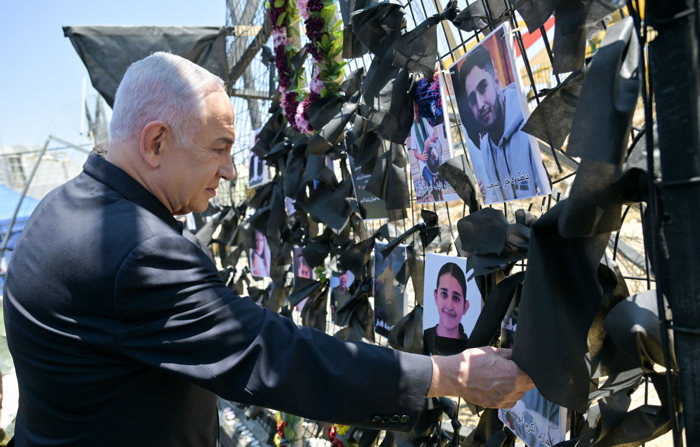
[320,5,335,24]
[274,0,285,7]
[277,11,287,26]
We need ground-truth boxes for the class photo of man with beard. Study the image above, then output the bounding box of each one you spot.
[449,23,550,205]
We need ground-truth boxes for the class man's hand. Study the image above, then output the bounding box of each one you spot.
[427,347,534,408]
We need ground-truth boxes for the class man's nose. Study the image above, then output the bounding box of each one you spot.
[220,155,236,181]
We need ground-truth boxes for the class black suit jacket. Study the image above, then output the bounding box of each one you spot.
[3,154,431,447]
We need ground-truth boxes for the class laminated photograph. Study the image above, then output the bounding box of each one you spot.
[248,151,270,189]
[448,23,550,205]
[407,71,460,204]
[292,246,314,310]
[248,128,271,189]
[348,154,389,220]
[498,306,567,447]
[330,269,355,323]
[373,241,408,337]
[422,253,481,355]
[249,230,271,278]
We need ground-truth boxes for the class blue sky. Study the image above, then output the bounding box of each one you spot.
[0,1,228,148]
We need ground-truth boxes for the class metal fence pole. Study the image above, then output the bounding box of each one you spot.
[648,0,700,445]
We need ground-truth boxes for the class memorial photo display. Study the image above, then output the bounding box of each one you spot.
[448,23,550,205]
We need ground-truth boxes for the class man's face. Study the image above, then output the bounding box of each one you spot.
[339,272,348,289]
[434,273,468,332]
[160,89,236,214]
[464,65,502,132]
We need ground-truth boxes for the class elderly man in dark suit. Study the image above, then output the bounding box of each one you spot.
[3,52,532,447]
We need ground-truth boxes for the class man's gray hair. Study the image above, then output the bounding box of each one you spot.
[109,52,226,146]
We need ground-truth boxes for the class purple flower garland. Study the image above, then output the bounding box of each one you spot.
[270,0,344,134]
[270,0,302,132]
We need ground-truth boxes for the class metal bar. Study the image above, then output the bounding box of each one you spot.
[223,25,263,37]
[226,15,271,89]
[0,138,50,260]
[229,88,274,101]
[648,0,700,444]
[47,134,93,154]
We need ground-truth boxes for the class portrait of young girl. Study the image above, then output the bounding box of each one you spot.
[422,253,481,355]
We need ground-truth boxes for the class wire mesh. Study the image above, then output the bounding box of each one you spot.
[218,0,677,445]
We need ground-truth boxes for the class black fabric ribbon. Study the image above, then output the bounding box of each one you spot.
[252,106,285,159]
[603,289,676,374]
[365,141,411,212]
[450,0,488,32]
[339,0,370,58]
[306,69,365,155]
[437,155,481,214]
[297,175,353,232]
[338,237,376,279]
[388,306,424,354]
[379,210,440,259]
[512,200,611,412]
[350,0,405,61]
[467,271,525,349]
[514,0,620,74]
[522,69,585,153]
[300,281,330,332]
[559,17,641,238]
[406,244,425,307]
[361,56,415,143]
[392,5,456,81]
[262,281,291,313]
[287,278,325,307]
[456,208,530,277]
[566,16,640,163]
[514,0,556,32]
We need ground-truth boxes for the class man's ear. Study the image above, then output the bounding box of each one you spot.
[494,75,502,92]
[140,121,171,168]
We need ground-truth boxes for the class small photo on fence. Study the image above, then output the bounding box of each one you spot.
[348,154,389,220]
[422,253,481,355]
[249,230,271,278]
[448,22,550,205]
[248,151,270,189]
[498,305,567,447]
[292,247,315,311]
[330,269,355,322]
[407,71,460,204]
[373,242,408,338]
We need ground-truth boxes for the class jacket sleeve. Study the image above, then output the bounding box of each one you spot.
[113,234,432,430]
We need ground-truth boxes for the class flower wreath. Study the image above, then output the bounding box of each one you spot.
[269,0,345,134]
